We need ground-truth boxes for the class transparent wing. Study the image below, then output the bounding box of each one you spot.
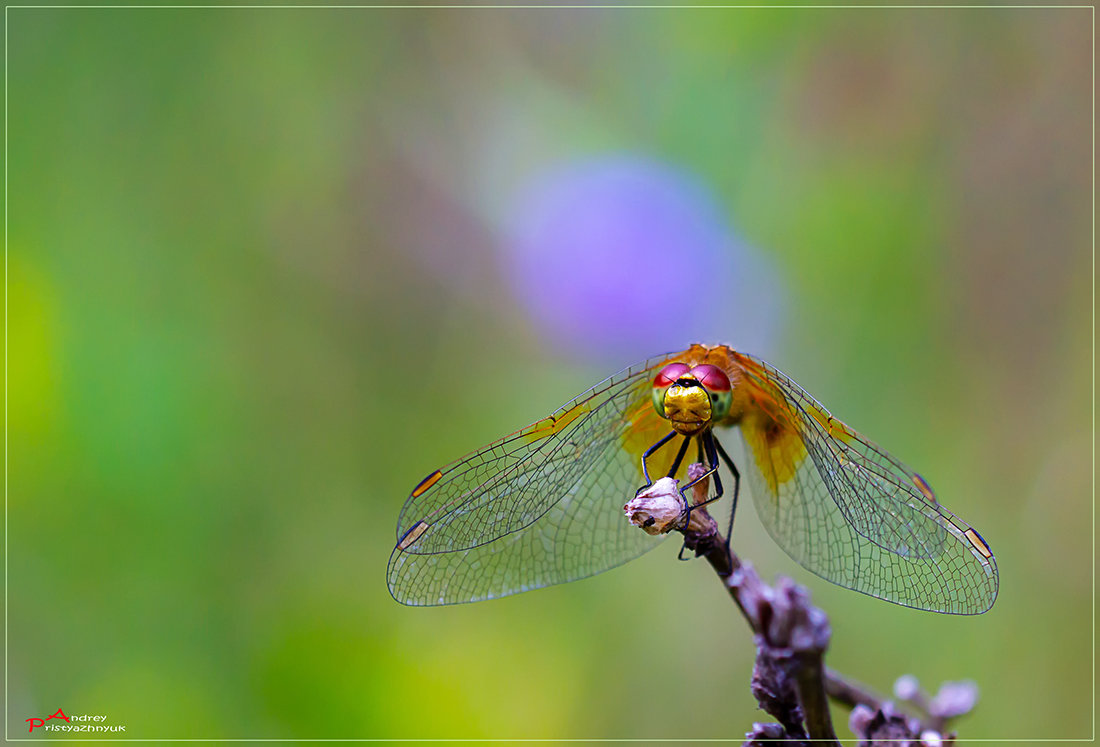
[729,351,998,614]
[387,353,678,606]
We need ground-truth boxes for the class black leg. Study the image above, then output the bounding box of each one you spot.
[676,431,725,560]
[711,435,741,551]
[665,435,692,479]
[702,431,724,502]
[681,432,724,514]
[641,430,677,484]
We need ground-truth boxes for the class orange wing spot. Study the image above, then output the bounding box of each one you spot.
[912,473,937,504]
[741,410,808,497]
[524,401,590,444]
[729,354,810,497]
[397,520,430,551]
[410,469,442,498]
[963,528,993,559]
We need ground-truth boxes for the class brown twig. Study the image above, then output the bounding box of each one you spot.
[823,666,889,711]
[689,519,841,746]
[628,463,979,745]
[676,465,841,746]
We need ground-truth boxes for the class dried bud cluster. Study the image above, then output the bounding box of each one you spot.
[848,701,956,746]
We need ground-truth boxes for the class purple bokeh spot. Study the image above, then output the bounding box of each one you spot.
[505,154,785,363]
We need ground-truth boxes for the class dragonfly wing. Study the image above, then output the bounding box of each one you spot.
[388,353,677,606]
[730,352,999,614]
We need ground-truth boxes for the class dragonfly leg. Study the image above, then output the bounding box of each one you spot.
[640,430,678,485]
[711,435,741,553]
[676,462,721,560]
[665,434,692,479]
[677,434,724,560]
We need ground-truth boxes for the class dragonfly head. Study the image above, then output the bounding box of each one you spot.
[652,363,732,436]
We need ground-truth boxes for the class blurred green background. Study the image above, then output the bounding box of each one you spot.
[8,6,1092,741]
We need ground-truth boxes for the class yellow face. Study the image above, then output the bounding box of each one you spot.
[662,381,713,435]
[651,362,733,437]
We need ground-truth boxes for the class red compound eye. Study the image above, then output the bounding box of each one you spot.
[654,362,691,388]
[690,364,731,392]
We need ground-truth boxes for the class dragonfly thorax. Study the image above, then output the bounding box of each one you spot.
[651,363,733,436]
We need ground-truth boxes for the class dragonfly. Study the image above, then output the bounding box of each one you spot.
[387,344,998,614]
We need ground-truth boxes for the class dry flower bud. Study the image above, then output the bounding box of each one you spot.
[849,704,876,736]
[920,730,944,747]
[624,477,686,535]
[930,680,978,718]
[894,674,921,700]
[682,462,720,535]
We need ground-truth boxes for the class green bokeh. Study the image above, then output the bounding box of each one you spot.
[8,7,1092,740]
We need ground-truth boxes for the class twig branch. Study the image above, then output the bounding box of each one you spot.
[824,666,889,712]
[687,516,842,746]
[626,463,980,746]
[672,464,836,745]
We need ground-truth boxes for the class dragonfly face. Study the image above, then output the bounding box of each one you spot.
[652,362,733,436]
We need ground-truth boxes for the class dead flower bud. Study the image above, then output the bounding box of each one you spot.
[848,704,876,736]
[920,730,945,747]
[930,680,978,719]
[894,674,921,701]
[683,462,719,536]
[624,477,686,535]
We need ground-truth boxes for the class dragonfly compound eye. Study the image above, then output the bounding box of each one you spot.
[690,364,733,420]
